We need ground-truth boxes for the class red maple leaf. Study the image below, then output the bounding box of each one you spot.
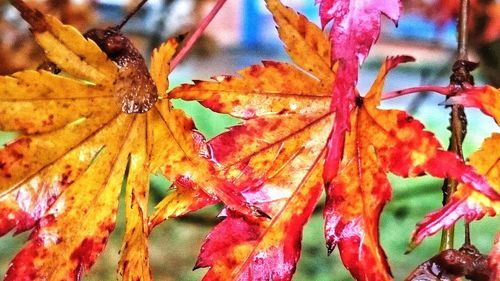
[170,1,498,279]
[315,0,402,185]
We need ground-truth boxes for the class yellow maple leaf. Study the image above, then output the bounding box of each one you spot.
[0,3,258,280]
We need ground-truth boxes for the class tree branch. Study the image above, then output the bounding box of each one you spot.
[440,0,471,251]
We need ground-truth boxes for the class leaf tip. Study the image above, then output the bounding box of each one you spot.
[193,255,204,271]
[405,242,418,254]
[323,171,334,190]
[254,206,272,220]
[323,180,331,190]
[386,55,416,70]
[176,32,188,43]
[326,243,336,256]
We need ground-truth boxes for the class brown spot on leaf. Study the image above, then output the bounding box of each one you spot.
[42,114,55,126]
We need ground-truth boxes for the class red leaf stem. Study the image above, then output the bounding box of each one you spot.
[170,0,227,70]
[382,85,455,100]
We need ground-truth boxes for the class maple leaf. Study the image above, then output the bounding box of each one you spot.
[409,133,500,250]
[156,91,333,280]
[315,0,402,185]
[317,0,401,64]
[446,86,500,124]
[148,2,336,277]
[147,0,335,230]
[168,1,334,278]
[170,1,499,280]
[322,53,500,280]
[383,83,500,124]
[0,2,259,279]
[194,120,330,280]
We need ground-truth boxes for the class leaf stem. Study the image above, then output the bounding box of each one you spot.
[464,223,471,245]
[381,85,452,100]
[440,0,471,251]
[117,0,149,30]
[170,0,227,70]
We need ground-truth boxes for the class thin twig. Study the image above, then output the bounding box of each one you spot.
[440,0,471,251]
[464,223,471,245]
[457,0,469,61]
[406,55,456,114]
[117,0,149,30]
[170,0,227,70]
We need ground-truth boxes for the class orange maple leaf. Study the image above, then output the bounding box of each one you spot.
[410,133,500,249]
